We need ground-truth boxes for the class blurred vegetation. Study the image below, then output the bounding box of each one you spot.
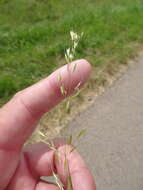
[0,0,143,104]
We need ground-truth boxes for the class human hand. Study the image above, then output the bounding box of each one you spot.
[0,60,96,190]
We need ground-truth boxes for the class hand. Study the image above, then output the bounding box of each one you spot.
[0,60,96,190]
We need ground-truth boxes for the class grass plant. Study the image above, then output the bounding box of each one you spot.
[0,0,143,104]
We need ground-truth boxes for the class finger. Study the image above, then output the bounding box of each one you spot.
[56,145,96,190]
[6,153,37,190]
[6,150,59,190]
[0,60,91,149]
[24,142,96,190]
[36,182,59,190]
[23,141,65,177]
[7,142,63,190]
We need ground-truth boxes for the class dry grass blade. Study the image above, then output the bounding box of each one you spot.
[64,153,68,173]
[38,130,46,137]
[52,171,64,190]
[74,82,81,91]
[77,129,86,139]
[65,100,71,113]
[70,146,76,153]
[67,174,73,190]
[65,156,73,190]
[67,135,73,145]
[72,89,81,98]
[40,139,57,151]
[72,63,77,72]
[63,152,73,190]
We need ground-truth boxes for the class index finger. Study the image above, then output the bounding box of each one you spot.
[0,60,91,150]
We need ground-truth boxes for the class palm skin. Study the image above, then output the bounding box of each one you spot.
[0,60,96,190]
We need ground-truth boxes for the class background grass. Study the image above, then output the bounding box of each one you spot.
[0,0,143,104]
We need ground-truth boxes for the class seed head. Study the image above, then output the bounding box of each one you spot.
[65,31,83,64]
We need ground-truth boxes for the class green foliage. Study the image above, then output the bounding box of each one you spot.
[0,75,17,98]
[0,0,143,104]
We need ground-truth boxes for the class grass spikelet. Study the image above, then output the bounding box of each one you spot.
[60,85,67,96]
[58,73,63,82]
[77,129,86,139]
[65,31,83,65]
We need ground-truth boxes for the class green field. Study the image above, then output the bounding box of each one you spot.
[0,0,143,104]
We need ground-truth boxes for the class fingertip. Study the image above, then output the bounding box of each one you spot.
[71,59,92,78]
[66,59,92,88]
[76,59,92,72]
